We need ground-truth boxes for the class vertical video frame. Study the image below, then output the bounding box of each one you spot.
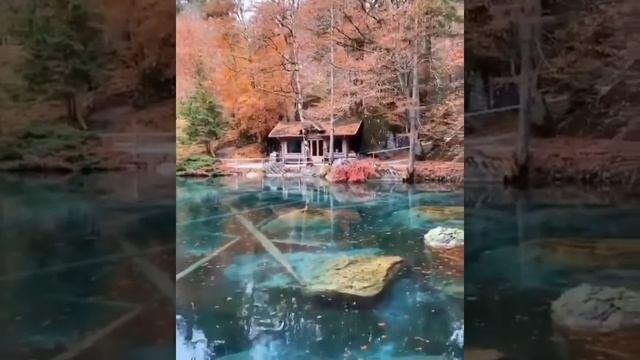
[176,0,465,359]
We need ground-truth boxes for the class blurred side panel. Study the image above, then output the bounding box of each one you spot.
[0,0,176,359]
[465,0,640,359]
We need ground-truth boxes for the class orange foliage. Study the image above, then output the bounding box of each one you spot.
[176,15,216,98]
[329,160,378,183]
[176,4,291,142]
[99,0,175,78]
[176,0,462,147]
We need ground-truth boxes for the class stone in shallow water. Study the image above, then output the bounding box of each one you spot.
[424,227,464,275]
[551,283,640,332]
[223,249,382,289]
[416,206,464,221]
[464,348,506,360]
[262,208,360,234]
[305,255,405,299]
[523,237,640,269]
[551,284,640,358]
[424,227,464,249]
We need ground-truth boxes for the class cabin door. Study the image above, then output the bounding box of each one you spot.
[308,139,324,164]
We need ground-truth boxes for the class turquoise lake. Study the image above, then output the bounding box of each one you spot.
[465,185,640,359]
[0,173,175,359]
[176,177,464,360]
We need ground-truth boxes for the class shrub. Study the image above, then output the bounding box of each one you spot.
[176,154,218,172]
[3,122,92,158]
[328,160,377,183]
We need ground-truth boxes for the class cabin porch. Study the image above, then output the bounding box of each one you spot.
[275,135,358,166]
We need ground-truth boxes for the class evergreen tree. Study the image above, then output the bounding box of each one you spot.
[178,64,225,151]
[12,0,112,129]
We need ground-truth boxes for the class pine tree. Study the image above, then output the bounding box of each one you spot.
[12,0,112,129]
[178,64,225,151]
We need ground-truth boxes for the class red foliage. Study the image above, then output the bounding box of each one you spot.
[329,160,377,183]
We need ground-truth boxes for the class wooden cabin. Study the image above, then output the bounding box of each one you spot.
[267,119,362,165]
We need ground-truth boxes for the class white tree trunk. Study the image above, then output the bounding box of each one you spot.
[515,0,541,183]
[408,17,419,182]
[329,1,335,164]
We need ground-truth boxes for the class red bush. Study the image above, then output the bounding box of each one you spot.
[328,160,377,183]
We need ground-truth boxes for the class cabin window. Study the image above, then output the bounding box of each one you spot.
[333,138,343,153]
[286,140,302,153]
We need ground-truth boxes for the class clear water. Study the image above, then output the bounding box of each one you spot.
[176,177,464,360]
[0,173,175,359]
[465,185,640,359]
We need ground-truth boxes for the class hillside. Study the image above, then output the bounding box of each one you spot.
[176,0,464,177]
[0,0,175,171]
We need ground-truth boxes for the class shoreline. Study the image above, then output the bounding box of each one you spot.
[177,159,465,185]
[466,136,640,187]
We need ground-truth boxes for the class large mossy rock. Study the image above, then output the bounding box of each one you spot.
[551,284,640,358]
[416,206,464,221]
[305,255,405,300]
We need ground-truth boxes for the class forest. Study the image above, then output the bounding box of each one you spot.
[465,0,640,186]
[177,0,464,178]
[0,0,175,172]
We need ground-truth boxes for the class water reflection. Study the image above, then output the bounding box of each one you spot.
[176,178,464,359]
[0,173,175,360]
[465,185,640,359]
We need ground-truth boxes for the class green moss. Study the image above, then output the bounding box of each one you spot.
[3,122,91,159]
[176,154,218,172]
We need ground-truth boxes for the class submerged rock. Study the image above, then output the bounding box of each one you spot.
[438,279,464,299]
[305,255,405,299]
[551,284,640,358]
[261,207,360,234]
[464,348,506,360]
[424,227,464,275]
[551,283,640,333]
[523,237,640,269]
[424,227,464,249]
[416,206,464,221]
[224,249,382,289]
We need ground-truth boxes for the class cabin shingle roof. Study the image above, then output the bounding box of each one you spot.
[268,119,362,138]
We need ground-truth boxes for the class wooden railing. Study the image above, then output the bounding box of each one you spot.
[217,158,269,169]
[366,146,410,160]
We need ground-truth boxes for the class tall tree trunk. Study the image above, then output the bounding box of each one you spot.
[66,93,87,130]
[329,1,335,165]
[514,0,540,186]
[407,17,419,184]
[66,95,74,123]
[288,31,304,122]
[73,93,88,130]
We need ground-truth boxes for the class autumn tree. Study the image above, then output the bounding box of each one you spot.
[204,0,291,143]
[12,0,113,129]
[178,0,461,160]
[96,0,176,107]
